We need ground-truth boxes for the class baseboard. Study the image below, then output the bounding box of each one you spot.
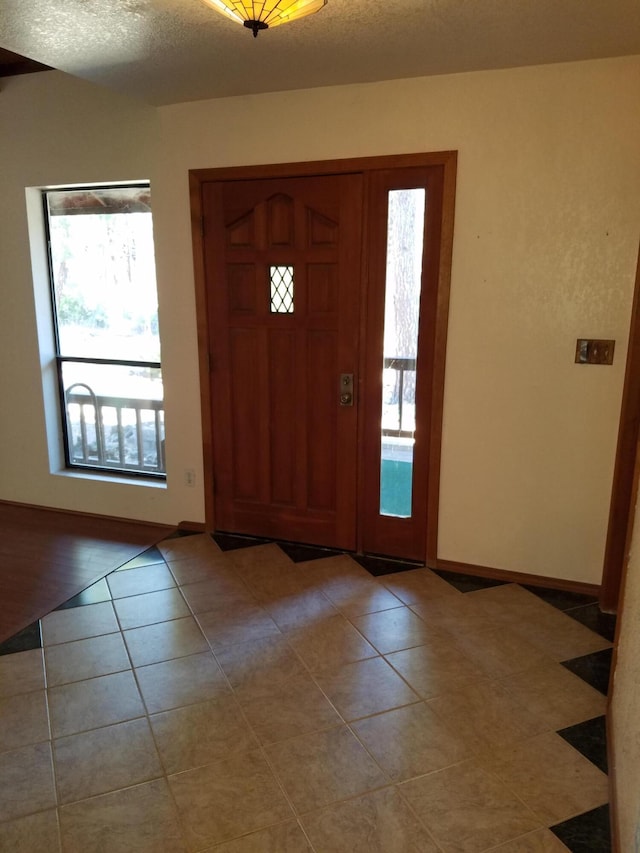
[177,520,207,532]
[0,499,176,531]
[431,557,601,598]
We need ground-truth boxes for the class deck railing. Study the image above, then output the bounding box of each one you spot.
[382,357,416,438]
[65,360,413,475]
[65,385,165,475]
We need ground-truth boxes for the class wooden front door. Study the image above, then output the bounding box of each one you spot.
[202,174,363,550]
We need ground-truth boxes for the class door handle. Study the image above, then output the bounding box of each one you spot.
[339,373,354,407]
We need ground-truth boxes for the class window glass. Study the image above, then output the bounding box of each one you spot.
[45,185,164,477]
[379,188,426,517]
[270,265,294,313]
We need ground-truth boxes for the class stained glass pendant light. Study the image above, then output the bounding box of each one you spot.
[203,0,327,37]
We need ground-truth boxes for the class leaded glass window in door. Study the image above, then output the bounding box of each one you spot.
[270,265,294,313]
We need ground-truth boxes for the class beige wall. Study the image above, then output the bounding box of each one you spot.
[0,71,203,525]
[157,55,640,584]
[1,56,639,583]
[610,499,640,851]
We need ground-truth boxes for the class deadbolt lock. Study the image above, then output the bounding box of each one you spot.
[339,373,354,407]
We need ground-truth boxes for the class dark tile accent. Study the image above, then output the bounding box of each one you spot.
[279,541,343,563]
[566,604,617,642]
[562,649,613,695]
[212,532,273,551]
[354,554,424,578]
[0,621,42,656]
[558,715,608,773]
[163,529,200,539]
[432,570,507,593]
[522,584,598,612]
[54,578,112,610]
[550,804,611,853]
[115,545,166,571]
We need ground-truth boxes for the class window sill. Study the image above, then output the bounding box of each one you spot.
[53,469,167,489]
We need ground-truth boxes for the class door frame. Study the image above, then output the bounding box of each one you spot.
[189,151,457,564]
[601,242,640,612]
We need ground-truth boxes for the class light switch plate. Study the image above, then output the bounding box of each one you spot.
[575,339,615,365]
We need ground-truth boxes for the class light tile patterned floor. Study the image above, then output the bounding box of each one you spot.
[0,533,613,852]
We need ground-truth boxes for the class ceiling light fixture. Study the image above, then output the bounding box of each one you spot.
[202,0,327,37]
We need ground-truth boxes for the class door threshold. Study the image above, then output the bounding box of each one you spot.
[212,530,425,576]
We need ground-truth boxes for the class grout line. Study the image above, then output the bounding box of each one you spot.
[1,534,613,849]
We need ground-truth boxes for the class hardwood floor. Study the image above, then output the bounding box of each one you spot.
[0,503,175,643]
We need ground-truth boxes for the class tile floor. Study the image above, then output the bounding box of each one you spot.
[0,533,615,852]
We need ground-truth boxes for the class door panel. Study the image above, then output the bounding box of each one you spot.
[268,329,296,505]
[202,174,363,549]
[306,329,337,510]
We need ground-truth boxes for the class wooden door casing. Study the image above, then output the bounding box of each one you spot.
[190,152,457,562]
[601,242,640,612]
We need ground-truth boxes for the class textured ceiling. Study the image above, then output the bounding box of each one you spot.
[1,0,639,105]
